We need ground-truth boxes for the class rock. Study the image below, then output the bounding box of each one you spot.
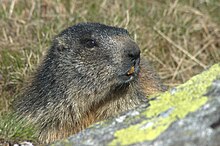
[51,64,220,146]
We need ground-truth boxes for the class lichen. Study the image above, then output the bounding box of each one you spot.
[110,64,220,145]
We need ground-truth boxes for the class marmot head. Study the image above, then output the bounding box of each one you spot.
[30,23,141,107]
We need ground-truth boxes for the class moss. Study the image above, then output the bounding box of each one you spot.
[110,64,220,145]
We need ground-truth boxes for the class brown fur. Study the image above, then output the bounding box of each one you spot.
[14,23,166,144]
[139,59,167,95]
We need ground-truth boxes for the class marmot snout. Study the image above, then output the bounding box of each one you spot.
[14,23,166,144]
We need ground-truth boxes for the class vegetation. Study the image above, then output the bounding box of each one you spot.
[0,0,220,142]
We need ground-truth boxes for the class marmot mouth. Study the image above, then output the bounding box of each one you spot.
[119,63,140,83]
[127,66,135,76]
[118,57,140,84]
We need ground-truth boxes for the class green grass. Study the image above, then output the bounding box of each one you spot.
[0,113,38,143]
[0,0,220,143]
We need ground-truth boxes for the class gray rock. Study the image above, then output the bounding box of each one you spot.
[51,64,220,146]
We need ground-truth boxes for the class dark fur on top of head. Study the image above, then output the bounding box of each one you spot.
[14,22,163,144]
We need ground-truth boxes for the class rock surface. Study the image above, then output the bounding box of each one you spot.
[51,64,220,146]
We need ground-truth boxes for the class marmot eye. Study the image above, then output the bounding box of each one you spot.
[82,38,98,48]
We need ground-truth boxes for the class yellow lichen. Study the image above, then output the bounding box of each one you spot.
[110,64,220,145]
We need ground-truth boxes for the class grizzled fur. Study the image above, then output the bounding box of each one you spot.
[14,23,166,144]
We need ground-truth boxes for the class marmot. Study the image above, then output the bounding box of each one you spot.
[14,23,166,144]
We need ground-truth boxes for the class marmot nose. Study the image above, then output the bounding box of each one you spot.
[127,47,140,61]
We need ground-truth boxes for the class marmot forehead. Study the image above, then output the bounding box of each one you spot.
[58,22,129,38]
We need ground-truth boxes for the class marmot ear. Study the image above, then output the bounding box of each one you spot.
[53,36,69,51]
